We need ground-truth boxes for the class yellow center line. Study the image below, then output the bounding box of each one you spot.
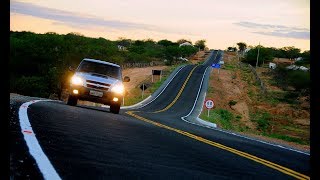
[126,111,310,180]
[153,65,198,113]
[154,51,219,113]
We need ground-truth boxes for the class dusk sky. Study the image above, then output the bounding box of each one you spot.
[10,0,310,51]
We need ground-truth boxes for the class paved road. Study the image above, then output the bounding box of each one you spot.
[10,51,310,179]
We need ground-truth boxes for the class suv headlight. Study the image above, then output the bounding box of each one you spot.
[111,83,124,94]
[71,75,83,85]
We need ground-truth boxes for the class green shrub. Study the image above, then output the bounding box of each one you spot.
[271,67,310,91]
[250,111,271,132]
[294,60,309,66]
[200,108,234,130]
[235,115,242,120]
[228,100,237,106]
[287,70,310,90]
[217,109,234,122]
[224,64,235,70]
[11,76,50,98]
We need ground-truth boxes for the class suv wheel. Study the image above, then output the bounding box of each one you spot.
[67,95,78,106]
[110,103,120,114]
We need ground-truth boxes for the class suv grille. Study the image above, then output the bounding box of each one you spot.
[86,80,111,91]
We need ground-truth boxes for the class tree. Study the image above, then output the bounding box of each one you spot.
[243,45,273,66]
[195,39,206,51]
[237,42,247,55]
[164,45,180,65]
[281,46,301,60]
[158,39,175,47]
[301,50,310,62]
[10,31,195,98]
[227,47,237,52]
[180,45,198,58]
[144,38,155,44]
[176,39,192,45]
[116,37,133,47]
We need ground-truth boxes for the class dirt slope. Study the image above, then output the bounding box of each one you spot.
[202,52,310,152]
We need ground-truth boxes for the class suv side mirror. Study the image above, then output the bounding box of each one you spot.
[69,66,75,71]
[123,76,130,82]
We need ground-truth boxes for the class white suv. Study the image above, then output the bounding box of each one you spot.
[67,58,130,114]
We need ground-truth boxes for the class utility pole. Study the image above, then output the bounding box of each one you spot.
[255,42,260,68]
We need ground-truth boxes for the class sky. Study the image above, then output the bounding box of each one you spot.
[10,0,310,51]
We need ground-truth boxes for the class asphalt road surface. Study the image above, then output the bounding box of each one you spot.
[10,50,310,179]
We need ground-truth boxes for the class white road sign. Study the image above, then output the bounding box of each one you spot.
[205,99,214,109]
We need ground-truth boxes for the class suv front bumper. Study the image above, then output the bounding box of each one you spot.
[69,84,122,105]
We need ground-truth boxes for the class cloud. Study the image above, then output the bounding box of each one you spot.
[253,31,309,40]
[234,21,309,40]
[10,0,154,30]
[10,0,201,37]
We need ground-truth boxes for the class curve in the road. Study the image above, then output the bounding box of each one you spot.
[153,65,199,113]
[18,100,61,180]
[125,50,310,179]
[12,50,310,179]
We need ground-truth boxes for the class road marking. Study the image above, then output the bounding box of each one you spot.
[181,50,219,117]
[180,52,310,156]
[18,100,61,180]
[153,65,198,113]
[135,65,187,109]
[126,111,309,180]
[181,66,210,118]
[163,50,217,115]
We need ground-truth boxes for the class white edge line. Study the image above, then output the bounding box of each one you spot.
[180,62,310,156]
[130,65,187,109]
[181,66,210,118]
[18,100,62,180]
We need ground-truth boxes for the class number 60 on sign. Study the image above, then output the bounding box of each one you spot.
[204,99,214,117]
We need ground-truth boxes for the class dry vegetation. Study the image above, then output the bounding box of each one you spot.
[200,52,309,151]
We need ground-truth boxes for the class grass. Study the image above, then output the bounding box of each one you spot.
[124,63,189,106]
[200,108,235,130]
[247,89,254,98]
[283,126,308,134]
[223,64,236,70]
[240,69,254,84]
[250,110,271,133]
[264,133,309,145]
[235,115,242,120]
[203,58,309,147]
[257,90,299,105]
[123,86,149,106]
[249,110,309,145]
[207,86,214,93]
[148,76,167,93]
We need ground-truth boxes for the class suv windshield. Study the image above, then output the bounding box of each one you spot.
[77,60,121,79]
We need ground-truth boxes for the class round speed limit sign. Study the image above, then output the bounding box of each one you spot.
[205,99,214,109]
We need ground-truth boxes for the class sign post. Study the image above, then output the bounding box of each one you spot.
[211,63,221,79]
[204,99,214,117]
[152,70,162,82]
[140,84,148,98]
